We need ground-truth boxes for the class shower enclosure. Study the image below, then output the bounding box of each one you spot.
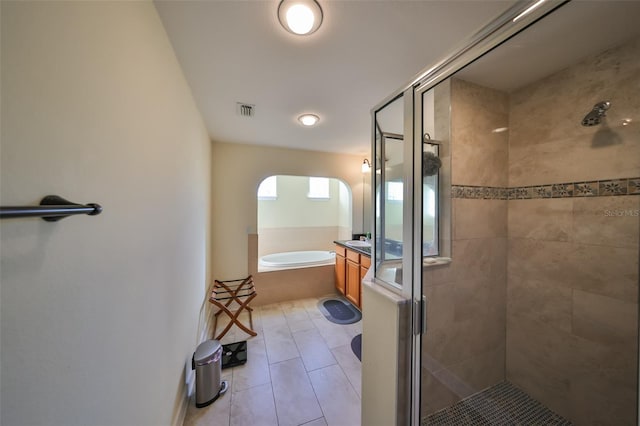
[371,1,640,425]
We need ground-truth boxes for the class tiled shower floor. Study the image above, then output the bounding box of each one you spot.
[423,381,573,425]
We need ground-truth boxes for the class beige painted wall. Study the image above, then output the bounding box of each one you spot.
[0,2,210,425]
[211,141,368,281]
[258,176,344,228]
[257,176,350,256]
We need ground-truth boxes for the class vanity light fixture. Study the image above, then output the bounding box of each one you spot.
[278,0,323,35]
[298,113,319,126]
[361,159,371,173]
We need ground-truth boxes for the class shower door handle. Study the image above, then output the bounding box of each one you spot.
[413,296,427,335]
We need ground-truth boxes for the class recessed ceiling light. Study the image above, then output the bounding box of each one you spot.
[278,0,323,35]
[298,114,319,126]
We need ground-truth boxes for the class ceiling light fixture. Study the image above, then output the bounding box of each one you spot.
[278,0,323,35]
[298,114,319,126]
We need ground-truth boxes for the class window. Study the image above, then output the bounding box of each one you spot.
[308,177,330,199]
[425,185,435,217]
[258,176,277,200]
[387,181,403,201]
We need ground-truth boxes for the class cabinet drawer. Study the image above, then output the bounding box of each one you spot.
[346,249,360,263]
[335,245,346,257]
[360,255,371,269]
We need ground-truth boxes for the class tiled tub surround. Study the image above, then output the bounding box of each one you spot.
[423,37,639,425]
[248,234,337,306]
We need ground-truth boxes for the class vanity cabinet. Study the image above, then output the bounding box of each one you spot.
[346,252,361,307]
[334,243,370,310]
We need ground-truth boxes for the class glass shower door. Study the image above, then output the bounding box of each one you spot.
[418,1,640,425]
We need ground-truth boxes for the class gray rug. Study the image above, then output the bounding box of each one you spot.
[317,297,362,325]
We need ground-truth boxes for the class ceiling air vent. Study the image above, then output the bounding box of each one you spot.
[236,102,255,117]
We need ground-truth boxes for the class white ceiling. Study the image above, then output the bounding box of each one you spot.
[155,0,640,156]
[457,0,640,92]
[154,0,517,155]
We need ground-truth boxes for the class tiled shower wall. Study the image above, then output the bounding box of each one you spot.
[422,78,509,414]
[424,36,639,424]
[506,37,639,426]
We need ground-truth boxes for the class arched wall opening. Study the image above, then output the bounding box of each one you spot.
[257,175,353,260]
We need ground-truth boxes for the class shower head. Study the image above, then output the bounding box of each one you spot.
[581,101,611,126]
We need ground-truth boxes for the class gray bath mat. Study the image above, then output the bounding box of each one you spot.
[317,297,362,325]
[351,334,362,361]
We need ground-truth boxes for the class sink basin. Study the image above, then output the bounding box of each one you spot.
[345,240,371,248]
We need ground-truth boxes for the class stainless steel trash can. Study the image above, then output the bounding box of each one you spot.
[192,340,228,408]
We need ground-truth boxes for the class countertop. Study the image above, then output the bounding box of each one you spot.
[333,240,371,257]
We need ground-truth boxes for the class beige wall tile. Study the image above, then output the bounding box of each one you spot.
[425,310,504,369]
[572,195,640,248]
[423,283,456,329]
[507,275,572,333]
[452,141,509,188]
[254,266,336,306]
[509,132,640,186]
[506,316,572,418]
[569,243,638,302]
[508,198,573,241]
[572,289,637,347]
[446,345,505,394]
[510,37,640,150]
[451,79,509,187]
[570,368,637,426]
[509,38,640,186]
[431,237,507,285]
[420,369,462,415]
[569,333,637,425]
[506,346,572,420]
[454,199,507,240]
[508,238,573,289]
[452,277,505,324]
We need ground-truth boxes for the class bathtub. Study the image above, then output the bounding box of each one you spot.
[258,250,336,271]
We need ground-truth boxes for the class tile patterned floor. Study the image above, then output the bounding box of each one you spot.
[184,295,362,426]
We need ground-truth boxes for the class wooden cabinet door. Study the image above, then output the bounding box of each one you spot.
[335,254,346,295]
[346,259,360,307]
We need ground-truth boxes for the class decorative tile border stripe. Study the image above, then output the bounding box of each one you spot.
[452,177,640,200]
